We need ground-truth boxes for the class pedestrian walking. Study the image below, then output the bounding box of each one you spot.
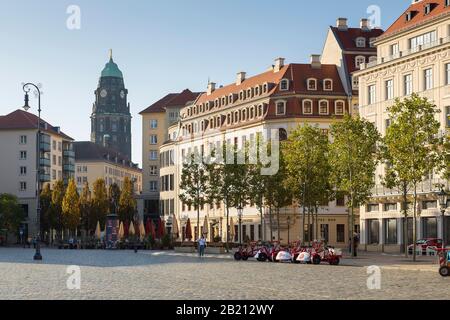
[198,235,207,257]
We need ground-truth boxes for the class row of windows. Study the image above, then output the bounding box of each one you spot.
[160,150,174,168]
[305,78,335,91]
[275,99,346,116]
[366,200,446,213]
[356,55,377,69]
[161,174,174,192]
[367,63,450,104]
[355,36,376,48]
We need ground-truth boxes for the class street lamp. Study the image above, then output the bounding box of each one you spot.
[287,216,291,245]
[23,83,42,261]
[237,205,243,246]
[437,188,448,247]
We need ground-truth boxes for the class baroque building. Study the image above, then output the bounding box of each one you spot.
[91,51,132,160]
[354,0,450,253]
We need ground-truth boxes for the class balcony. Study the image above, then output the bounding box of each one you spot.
[39,158,51,167]
[63,164,75,172]
[39,173,51,182]
[371,179,449,197]
[63,150,75,158]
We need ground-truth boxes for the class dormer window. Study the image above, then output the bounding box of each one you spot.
[446,0,450,7]
[424,4,432,15]
[255,86,260,96]
[369,38,376,48]
[307,78,317,90]
[229,94,234,104]
[406,11,417,21]
[263,83,268,93]
[280,79,289,91]
[221,96,226,106]
[323,79,333,91]
[355,56,366,69]
[215,99,219,108]
[239,90,244,100]
[247,88,252,99]
[356,37,366,48]
[276,101,286,116]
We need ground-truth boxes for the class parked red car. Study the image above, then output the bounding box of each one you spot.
[408,238,443,255]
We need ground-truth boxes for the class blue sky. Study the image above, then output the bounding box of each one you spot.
[0,0,408,165]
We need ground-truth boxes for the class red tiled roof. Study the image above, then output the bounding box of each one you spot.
[139,89,202,114]
[0,109,73,140]
[382,0,450,39]
[331,27,384,51]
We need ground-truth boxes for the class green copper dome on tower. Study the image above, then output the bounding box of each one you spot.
[101,49,123,78]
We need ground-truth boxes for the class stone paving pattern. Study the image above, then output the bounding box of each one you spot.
[0,248,448,300]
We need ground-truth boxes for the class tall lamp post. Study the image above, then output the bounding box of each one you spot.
[237,205,243,246]
[22,83,43,261]
[437,188,448,247]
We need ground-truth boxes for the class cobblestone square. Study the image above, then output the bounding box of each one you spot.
[0,248,448,300]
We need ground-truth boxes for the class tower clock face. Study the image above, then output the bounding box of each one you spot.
[120,90,125,99]
[100,89,108,98]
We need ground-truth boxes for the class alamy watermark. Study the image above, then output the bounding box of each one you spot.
[66,265,81,290]
[367,5,381,29]
[366,265,381,290]
[66,5,81,30]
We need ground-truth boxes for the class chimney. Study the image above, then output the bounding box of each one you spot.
[236,72,246,86]
[336,18,348,31]
[360,18,370,31]
[310,54,322,69]
[207,82,216,95]
[274,57,285,72]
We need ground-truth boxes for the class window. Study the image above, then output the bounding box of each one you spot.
[410,31,437,50]
[319,100,329,115]
[303,100,313,114]
[424,68,433,90]
[20,135,27,144]
[320,224,329,242]
[424,4,432,15]
[77,176,82,184]
[336,192,345,206]
[111,121,117,132]
[446,106,450,127]
[369,56,377,64]
[336,225,345,243]
[279,128,288,141]
[335,101,345,115]
[58,142,62,151]
[150,151,158,161]
[20,182,27,191]
[307,79,317,90]
[404,74,413,95]
[384,203,397,211]
[149,181,158,192]
[369,38,376,48]
[356,37,366,48]
[280,79,289,91]
[422,200,437,210]
[58,156,62,166]
[385,119,391,130]
[368,85,376,104]
[20,166,27,175]
[385,219,398,244]
[423,217,437,238]
[355,56,366,69]
[323,79,333,91]
[149,166,158,175]
[385,79,394,100]
[150,135,158,145]
[367,203,379,212]
[368,220,380,244]
[20,151,27,160]
[391,43,400,57]
[276,101,286,115]
[446,63,450,85]
[150,120,158,129]
[53,140,56,150]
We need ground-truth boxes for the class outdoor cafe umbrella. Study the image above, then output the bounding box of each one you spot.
[129,221,135,237]
[202,215,209,237]
[124,221,129,239]
[145,219,151,236]
[172,215,179,238]
[229,217,235,241]
[185,218,192,241]
[118,221,124,240]
[157,218,165,239]
[150,219,156,239]
[139,221,146,241]
[95,221,101,240]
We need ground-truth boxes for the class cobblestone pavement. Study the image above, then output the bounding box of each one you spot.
[0,248,448,300]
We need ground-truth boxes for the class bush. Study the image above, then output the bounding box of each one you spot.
[162,234,171,248]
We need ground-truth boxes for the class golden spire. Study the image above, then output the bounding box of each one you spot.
[109,49,113,61]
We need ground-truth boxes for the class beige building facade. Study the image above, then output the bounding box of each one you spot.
[354,0,450,252]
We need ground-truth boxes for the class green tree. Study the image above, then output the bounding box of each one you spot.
[79,182,91,235]
[51,180,65,240]
[283,124,332,244]
[118,177,137,223]
[329,114,380,257]
[91,178,109,231]
[382,94,441,261]
[0,194,25,242]
[179,151,212,240]
[108,183,121,215]
[62,179,80,235]
[40,184,52,235]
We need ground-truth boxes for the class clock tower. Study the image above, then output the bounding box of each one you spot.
[91,50,132,160]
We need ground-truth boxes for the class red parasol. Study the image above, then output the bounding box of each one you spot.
[160,219,166,238]
[145,218,151,236]
[185,218,192,241]
[150,219,156,239]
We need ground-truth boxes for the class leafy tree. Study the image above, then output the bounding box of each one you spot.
[179,150,212,240]
[51,180,65,240]
[79,182,91,235]
[118,177,137,223]
[108,183,121,215]
[283,124,332,244]
[247,158,267,242]
[91,179,109,231]
[0,194,25,242]
[329,114,380,257]
[62,178,80,235]
[40,184,52,235]
[381,94,441,261]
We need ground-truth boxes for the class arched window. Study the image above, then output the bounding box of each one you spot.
[307,78,317,90]
[323,79,333,91]
[258,104,263,117]
[280,79,289,91]
[356,37,366,48]
[222,96,226,106]
[263,83,268,93]
[276,101,286,115]
[255,86,260,96]
[303,100,313,114]
[247,88,252,99]
[335,101,345,115]
[355,56,366,69]
[229,94,234,104]
[319,100,329,115]
[279,128,288,141]
[242,109,247,121]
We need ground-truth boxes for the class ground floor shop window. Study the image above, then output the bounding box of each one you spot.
[445,217,450,245]
[336,224,345,243]
[368,220,379,244]
[234,225,238,242]
[250,225,255,241]
[258,224,262,240]
[385,219,397,244]
[320,224,329,243]
[422,217,437,239]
